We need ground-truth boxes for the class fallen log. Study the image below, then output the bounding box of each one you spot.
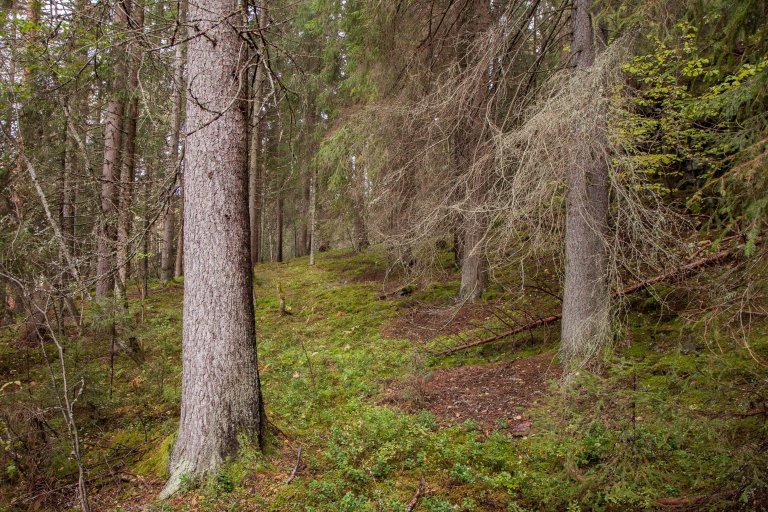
[436,247,739,356]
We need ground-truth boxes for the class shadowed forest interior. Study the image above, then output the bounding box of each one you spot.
[1,0,768,510]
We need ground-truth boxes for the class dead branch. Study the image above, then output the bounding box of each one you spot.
[618,249,733,296]
[405,478,426,512]
[437,246,744,356]
[437,314,561,355]
[656,489,737,507]
[285,445,302,484]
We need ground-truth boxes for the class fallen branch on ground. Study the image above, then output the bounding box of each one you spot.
[285,445,302,484]
[405,478,426,512]
[656,489,737,507]
[436,247,741,356]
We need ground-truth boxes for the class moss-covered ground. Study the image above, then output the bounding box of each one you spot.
[1,248,766,511]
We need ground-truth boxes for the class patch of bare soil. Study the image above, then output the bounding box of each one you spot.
[385,353,560,434]
[381,301,504,342]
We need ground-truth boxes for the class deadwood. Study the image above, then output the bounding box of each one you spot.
[437,245,745,356]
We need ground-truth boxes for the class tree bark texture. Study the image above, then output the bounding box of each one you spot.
[116,0,144,302]
[161,0,186,283]
[277,194,284,262]
[309,167,317,266]
[96,0,131,297]
[454,0,492,303]
[559,0,610,365]
[162,0,265,496]
[248,60,265,266]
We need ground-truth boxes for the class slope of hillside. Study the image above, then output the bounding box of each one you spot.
[1,249,767,511]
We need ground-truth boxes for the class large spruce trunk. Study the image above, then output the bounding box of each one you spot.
[559,0,610,365]
[162,0,265,496]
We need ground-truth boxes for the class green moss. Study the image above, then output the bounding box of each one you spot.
[3,247,767,511]
[134,433,175,478]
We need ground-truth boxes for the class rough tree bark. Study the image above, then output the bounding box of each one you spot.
[161,0,265,497]
[455,0,491,303]
[277,193,284,262]
[96,0,131,297]
[350,158,368,252]
[298,171,311,257]
[456,194,488,302]
[60,105,76,283]
[248,36,266,266]
[161,0,186,283]
[559,0,610,365]
[174,202,183,277]
[309,167,317,266]
[116,0,144,303]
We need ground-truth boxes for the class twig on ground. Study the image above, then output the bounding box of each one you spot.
[405,478,426,512]
[285,445,302,484]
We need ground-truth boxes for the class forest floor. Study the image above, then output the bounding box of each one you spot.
[1,248,768,511]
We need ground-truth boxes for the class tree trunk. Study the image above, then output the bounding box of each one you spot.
[277,194,284,262]
[309,167,317,266]
[248,63,264,266]
[454,0,491,303]
[174,206,183,277]
[559,0,610,365]
[60,104,76,283]
[298,171,310,257]
[161,0,186,283]
[456,207,488,303]
[351,158,368,252]
[352,207,368,252]
[174,173,184,279]
[116,0,144,303]
[140,165,151,299]
[96,0,131,297]
[162,0,265,497]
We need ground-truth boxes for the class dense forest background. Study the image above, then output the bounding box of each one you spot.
[0,0,767,510]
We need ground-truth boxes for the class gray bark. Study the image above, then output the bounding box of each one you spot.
[454,0,491,303]
[559,0,610,365]
[161,0,186,283]
[277,194,284,262]
[248,63,265,266]
[456,206,488,303]
[162,0,265,497]
[96,0,131,297]
[309,167,317,266]
[174,202,183,277]
[116,0,144,302]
